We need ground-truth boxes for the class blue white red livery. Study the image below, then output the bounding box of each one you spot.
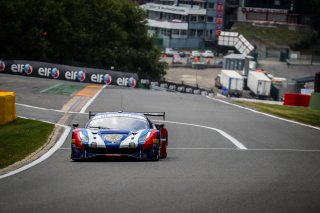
[71,111,168,161]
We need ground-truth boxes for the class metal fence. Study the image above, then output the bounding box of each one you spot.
[288,53,320,65]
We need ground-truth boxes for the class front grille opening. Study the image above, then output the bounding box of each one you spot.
[85,147,140,155]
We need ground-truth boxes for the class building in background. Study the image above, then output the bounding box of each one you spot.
[140,0,226,49]
[236,0,298,24]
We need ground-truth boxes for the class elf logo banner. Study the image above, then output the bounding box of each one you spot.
[11,64,33,75]
[38,67,60,79]
[0,61,5,72]
[116,77,136,88]
[24,64,33,75]
[65,71,86,82]
[90,73,112,85]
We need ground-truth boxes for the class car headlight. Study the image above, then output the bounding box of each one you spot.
[138,132,151,143]
[79,131,89,142]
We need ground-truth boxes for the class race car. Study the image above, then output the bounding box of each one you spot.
[71,111,168,161]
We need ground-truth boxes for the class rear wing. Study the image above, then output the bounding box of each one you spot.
[139,112,165,120]
[89,111,165,120]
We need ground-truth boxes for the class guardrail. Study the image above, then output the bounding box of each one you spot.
[148,80,214,97]
[0,59,139,88]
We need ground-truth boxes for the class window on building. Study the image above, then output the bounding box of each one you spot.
[189,29,197,37]
[190,16,197,22]
[163,29,171,36]
[180,30,187,35]
[197,30,204,37]
[182,16,188,22]
[172,29,180,35]
[208,3,215,9]
[193,2,200,9]
[198,16,205,23]
[207,16,214,22]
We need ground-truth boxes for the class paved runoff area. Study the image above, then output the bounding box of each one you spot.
[1,73,320,213]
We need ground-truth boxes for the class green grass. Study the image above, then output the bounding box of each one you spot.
[234,101,320,127]
[232,23,316,47]
[0,118,54,169]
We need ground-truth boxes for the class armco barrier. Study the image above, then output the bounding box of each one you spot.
[0,59,138,87]
[150,80,212,96]
[310,93,320,109]
[0,91,16,125]
[283,93,311,107]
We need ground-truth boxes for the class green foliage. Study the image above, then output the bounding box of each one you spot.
[0,118,54,169]
[0,0,165,78]
[294,0,320,33]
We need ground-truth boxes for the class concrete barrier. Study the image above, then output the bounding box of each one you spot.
[0,91,16,125]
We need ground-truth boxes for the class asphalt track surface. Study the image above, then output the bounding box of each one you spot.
[1,74,320,213]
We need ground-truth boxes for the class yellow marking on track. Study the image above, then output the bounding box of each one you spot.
[75,85,103,97]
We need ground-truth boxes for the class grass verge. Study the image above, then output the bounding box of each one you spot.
[234,101,320,127]
[232,23,316,47]
[0,118,54,169]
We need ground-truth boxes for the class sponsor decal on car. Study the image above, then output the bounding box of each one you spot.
[95,113,145,120]
[104,134,123,143]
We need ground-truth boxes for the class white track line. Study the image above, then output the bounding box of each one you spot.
[16,103,87,114]
[1,86,107,179]
[58,147,320,152]
[0,118,71,179]
[169,148,320,152]
[169,148,235,150]
[208,97,320,131]
[243,148,320,152]
[40,83,62,93]
[80,85,106,113]
[153,119,247,150]
[59,147,237,150]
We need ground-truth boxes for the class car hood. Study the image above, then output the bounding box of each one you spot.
[81,128,150,148]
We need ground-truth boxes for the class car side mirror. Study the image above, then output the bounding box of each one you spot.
[73,123,79,128]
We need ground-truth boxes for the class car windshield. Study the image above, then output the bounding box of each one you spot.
[87,116,150,130]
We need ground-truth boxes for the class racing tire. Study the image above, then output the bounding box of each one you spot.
[161,135,168,158]
[153,144,160,161]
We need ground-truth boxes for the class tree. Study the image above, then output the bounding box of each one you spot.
[294,0,320,34]
[0,0,166,78]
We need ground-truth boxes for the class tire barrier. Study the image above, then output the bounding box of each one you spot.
[149,81,213,96]
[0,91,16,125]
[0,59,138,88]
